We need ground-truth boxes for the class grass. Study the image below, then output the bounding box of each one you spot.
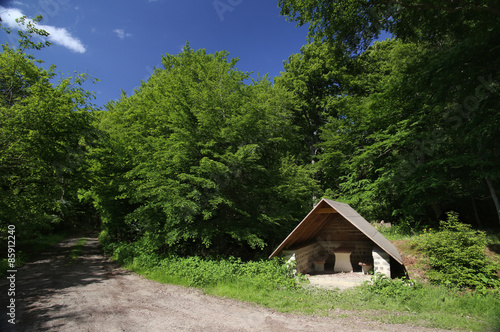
[18,233,68,256]
[68,238,87,263]
[119,252,500,332]
[209,278,500,331]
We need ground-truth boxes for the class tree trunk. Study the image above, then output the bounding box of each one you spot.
[471,196,483,228]
[430,201,441,220]
[311,158,318,207]
[486,176,500,226]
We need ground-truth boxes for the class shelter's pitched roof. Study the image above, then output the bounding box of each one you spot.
[269,198,403,265]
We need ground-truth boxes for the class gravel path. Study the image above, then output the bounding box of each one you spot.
[0,237,447,331]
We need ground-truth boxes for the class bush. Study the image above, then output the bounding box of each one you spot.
[414,212,500,290]
[112,243,138,265]
[238,258,299,290]
[362,273,421,302]
[155,256,236,287]
[98,230,113,252]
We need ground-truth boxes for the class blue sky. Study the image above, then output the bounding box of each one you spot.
[0,0,309,108]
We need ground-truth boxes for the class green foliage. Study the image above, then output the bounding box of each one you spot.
[0,17,100,238]
[276,26,500,226]
[155,256,238,288]
[376,217,423,241]
[108,241,300,290]
[0,259,9,277]
[0,232,66,277]
[414,212,500,290]
[362,274,421,302]
[88,43,316,256]
[0,15,51,52]
[355,279,500,331]
[17,233,67,254]
[113,239,500,331]
[97,230,113,252]
[276,0,500,228]
[112,242,138,266]
[279,0,500,54]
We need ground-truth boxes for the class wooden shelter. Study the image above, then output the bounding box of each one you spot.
[269,199,405,277]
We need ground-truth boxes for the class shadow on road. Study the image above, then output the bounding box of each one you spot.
[0,237,127,332]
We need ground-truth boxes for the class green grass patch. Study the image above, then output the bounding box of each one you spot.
[107,239,500,332]
[375,223,424,241]
[68,238,87,263]
[204,275,500,331]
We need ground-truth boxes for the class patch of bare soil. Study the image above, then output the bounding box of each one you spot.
[392,240,429,282]
[1,237,448,331]
[306,272,372,290]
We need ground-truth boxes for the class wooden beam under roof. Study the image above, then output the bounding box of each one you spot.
[316,207,337,214]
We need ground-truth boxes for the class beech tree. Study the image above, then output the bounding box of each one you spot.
[276,37,500,224]
[88,44,317,256]
[0,18,99,237]
[279,0,500,53]
[278,0,500,226]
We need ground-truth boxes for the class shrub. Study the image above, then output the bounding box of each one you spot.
[154,256,238,287]
[238,258,299,290]
[362,273,420,302]
[112,242,138,265]
[414,212,500,290]
[98,230,113,253]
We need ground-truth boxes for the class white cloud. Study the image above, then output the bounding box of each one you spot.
[0,7,25,26]
[39,24,86,53]
[113,28,132,40]
[0,6,86,53]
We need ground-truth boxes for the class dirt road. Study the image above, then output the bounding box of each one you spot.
[0,237,446,331]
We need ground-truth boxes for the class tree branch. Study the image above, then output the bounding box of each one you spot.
[388,0,500,17]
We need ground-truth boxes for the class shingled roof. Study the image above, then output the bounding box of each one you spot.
[269,198,403,265]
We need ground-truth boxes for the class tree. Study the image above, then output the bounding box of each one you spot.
[277,35,500,226]
[279,0,500,53]
[275,41,367,205]
[0,17,99,237]
[89,44,317,257]
[279,0,500,226]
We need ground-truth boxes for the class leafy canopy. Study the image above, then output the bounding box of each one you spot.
[279,0,500,53]
[89,43,317,257]
[0,16,99,237]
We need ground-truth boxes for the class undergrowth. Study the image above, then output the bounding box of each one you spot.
[112,243,300,291]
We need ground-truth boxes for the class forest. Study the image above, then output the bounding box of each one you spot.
[1,1,499,261]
